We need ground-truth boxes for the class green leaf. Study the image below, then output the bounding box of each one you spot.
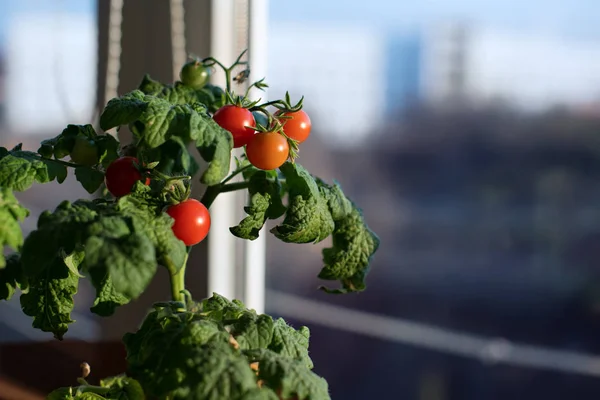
[312,179,380,293]
[201,292,254,322]
[20,254,79,339]
[270,162,334,244]
[118,189,187,270]
[88,266,131,316]
[96,133,120,169]
[138,74,165,95]
[19,196,170,321]
[318,207,380,294]
[147,136,200,177]
[230,172,286,240]
[85,233,156,299]
[48,375,144,400]
[139,75,198,105]
[75,167,105,194]
[0,147,68,191]
[124,305,230,398]
[232,314,275,350]
[0,188,29,267]
[269,318,313,369]
[99,90,147,131]
[63,248,85,278]
[194,117,233,185]
[0,253,28,301]
[183,344,259,400]
[20,200,99,278]
[317,179,354,221]
[245,349,330,400]
[131,100,202,148]
[100,375,145,400]
[138,74,222,113]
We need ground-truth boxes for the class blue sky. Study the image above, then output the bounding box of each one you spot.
[0,0,94,44]
[0,0,599,44]
[270,0,600,42]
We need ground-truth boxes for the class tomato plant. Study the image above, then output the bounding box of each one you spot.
[167,199,211,246]
[105,156,149,197]
[213,105,256,148]
[246,131,290,170]
[0,49,379,400]
[277,110,312,143]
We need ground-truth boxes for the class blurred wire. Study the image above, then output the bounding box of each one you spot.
[266,290,600,378]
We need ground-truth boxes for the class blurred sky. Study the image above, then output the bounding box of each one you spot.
[0,0,93,45]
[269,0,600,42]
[0,0,599,44]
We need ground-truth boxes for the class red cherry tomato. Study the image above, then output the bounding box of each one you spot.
[276,110,311,143]
[104,156,149,197]
[246,131,289,170]
[213,105,256,148]
[166,199,211,246]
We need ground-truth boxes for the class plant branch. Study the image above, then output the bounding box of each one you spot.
[34,155,88,169]
[220,181,250,193]
[221,164,251,185]
[200,184,222,209]
[163,254,188,305]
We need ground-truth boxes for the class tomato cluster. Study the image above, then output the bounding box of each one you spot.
[104,157,211,247]
[213,105,312,171]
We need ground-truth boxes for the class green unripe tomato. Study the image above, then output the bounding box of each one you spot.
[180,61,210,89]
[70,136,98,166]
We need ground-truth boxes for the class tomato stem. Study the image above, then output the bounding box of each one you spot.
[220,164,251,185]
[200,185,221,209]
[164,254,188,305]
[32,154,90,169]
[199,181,250,208]
[200,165,253,208]
[219,181,250,193]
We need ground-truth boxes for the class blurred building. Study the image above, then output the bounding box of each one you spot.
[268,21,600,145]
[384,31,422,114]
[267,22,386,148]
[421,22,600,111]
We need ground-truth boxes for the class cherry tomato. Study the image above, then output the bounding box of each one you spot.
[246,132,289,170]
[180,61,210,89]
[166,199,211,246]
[104,157,149,197]
[70,136,98,166]
[213,105,256,148]
[276,110,311,143]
